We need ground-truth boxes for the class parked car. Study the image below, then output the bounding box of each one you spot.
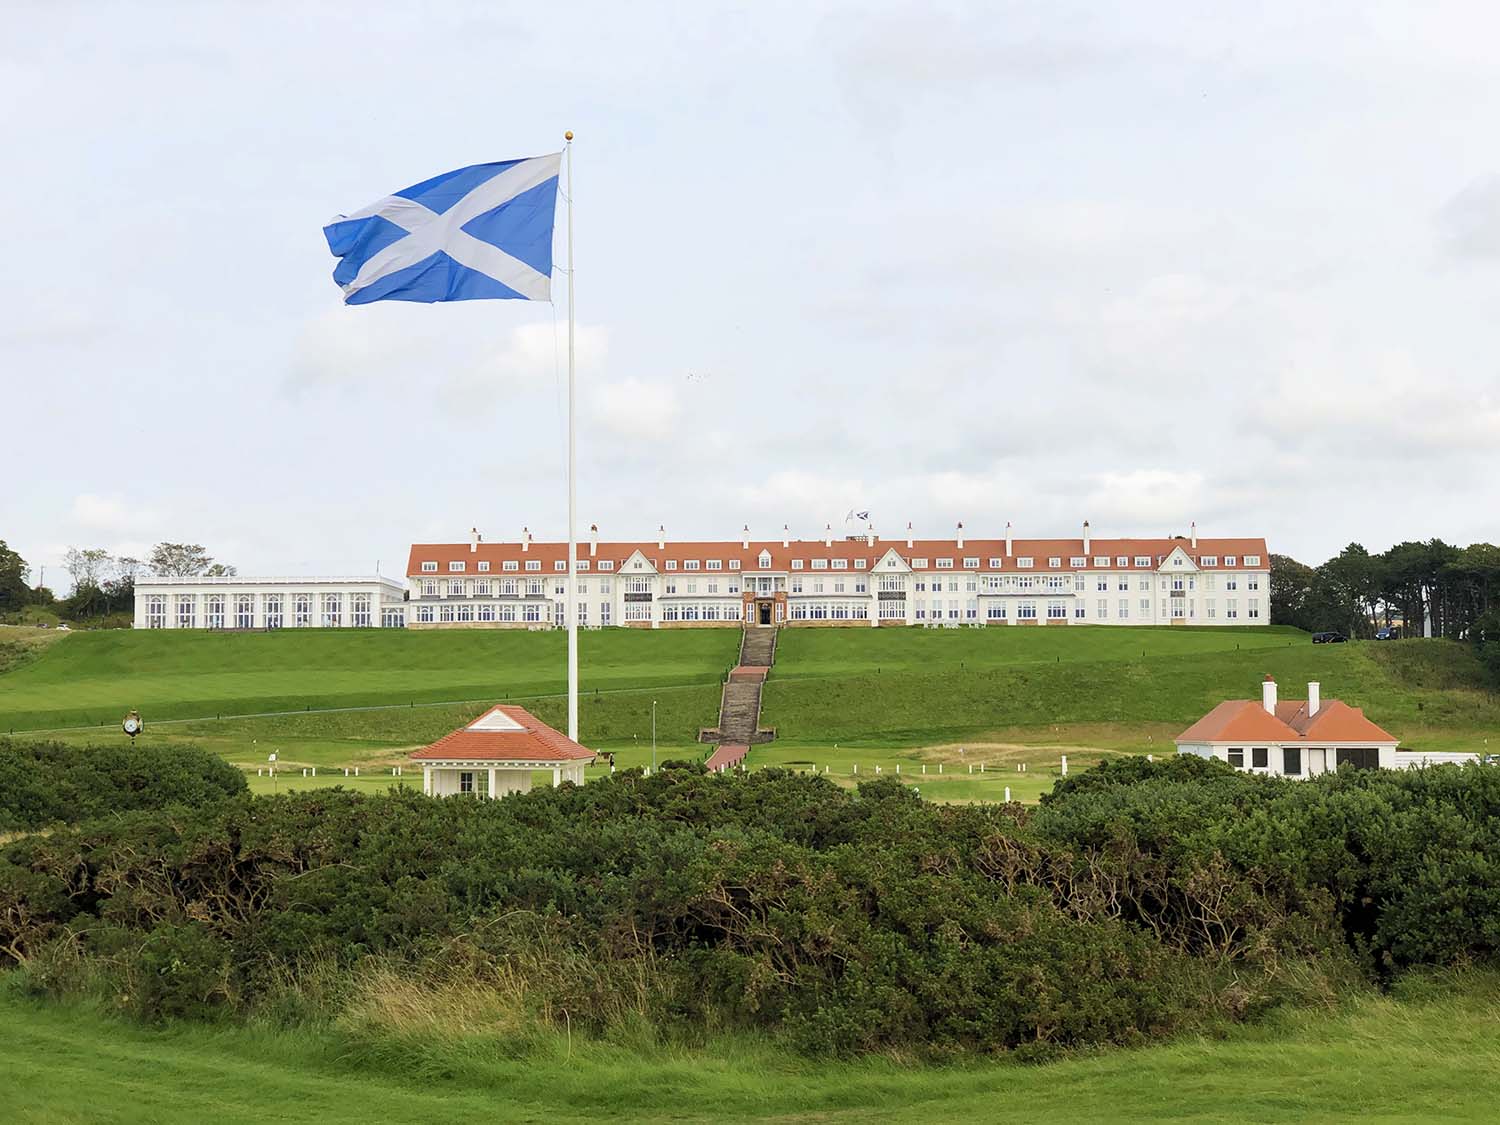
[1312,631,1348,644]
[1375,627,1396,640]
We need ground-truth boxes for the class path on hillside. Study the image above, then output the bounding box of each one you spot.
[704,627,776,771]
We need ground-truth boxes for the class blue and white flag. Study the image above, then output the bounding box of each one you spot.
[323,153,561,304]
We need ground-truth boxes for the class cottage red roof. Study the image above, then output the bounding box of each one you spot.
[410,705,595,763]
[1177,695,1397,744]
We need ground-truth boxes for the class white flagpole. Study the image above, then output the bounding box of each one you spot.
[565,131,578,744]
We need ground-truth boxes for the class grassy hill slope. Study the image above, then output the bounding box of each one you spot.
[3,972,1497,1123]
[0,628,738,732]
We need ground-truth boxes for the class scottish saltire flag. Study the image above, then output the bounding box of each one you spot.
[323,153,561,304]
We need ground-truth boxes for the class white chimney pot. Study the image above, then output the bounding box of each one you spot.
[1308,682,1321,717]
[1262,676,1278,715]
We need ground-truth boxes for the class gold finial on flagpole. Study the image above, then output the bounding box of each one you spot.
[565,130,573,141]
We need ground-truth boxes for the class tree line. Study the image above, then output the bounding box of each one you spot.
[0,539,235,623]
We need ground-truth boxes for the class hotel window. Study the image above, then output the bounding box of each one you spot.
[684,560,700,571]
[352,595,372,627]
[706,560,721,570]
[1139,578,1150,592]
[1171,602,1186,618]
[758,551,772,569]
[599,560,614,571]
[686,580,697,594]
[832,559,849,570]
[1203,574,1216,590]
[600,601,611,625]
[1047,600,1066,619]
[726,579,739,594]
[626,577,650,594]
[477,561,490,572]
[882,599,907,620]
[1200,556,1217,567]
[415,604,434,623]
[576,560,590,571]
[1097,599,1108,617]
[474,580,491,596]
[204,595,225,629]
[1251,747,1268,769]
[499,603,516,622]
[422,579,437,596]
[1206,599,1217,619]
[456,602,474,622]
[321,594,342,627]
[145,595,167,628]
[1133,556,1151,568]
[265,596,284,629]
[1017,576,1034,590]
[1225,556,1237,567]
[1093,556,1109,568]
[478,603,496,622]
[1048,558,1061,568]
[962,557,978,569]
[1016,557,1033,568]
[1228,748,1244,768]
[446,578,463,596]
[986,601,1007,620]
[792,560,804,570]
[812,559,829,570]
[1172,577,1185,591]
[1074,575,1086,592]
[1248,599,1261,619]
[1227,599,1238,619]
[523,603,542,622]
[1069,557,1087,568]
[499,579,516,595]
[525,560,540,571]
[449,562,464,572]
[175,595,196,629]
[577,581,588,594]
[440,603,454,622]
[553,602,565,626]
[936,558,953,569]
[1116,556,1129,567]
[624,602,650,621]
[1017,601,1037,619]
[833,580,844,593]
[382,608,405,629]
[503,560,519,571]
[1244,555,1261,567]
[554,582,566,596]
[294,594,312,627]
[1118,599,1129,619]
[234,595,255,630]
[1096,577,1108,591]
[1046,576,1066,591]
[421,561,437,572]
[855,559,868,569]
[813,580,824,593]
[1247,576,1260,591]
[664,579,677,594]
[1139,598,1151,613]
[1073,600,1085,619]
[577,601,588,624]
[459,771,476,795]
[1283,748,1302,776]
[1226,577,1238,591]
[555,560,567,571]
[988,557,1003,569]
[665,560,677,570]
[728,560,740,570]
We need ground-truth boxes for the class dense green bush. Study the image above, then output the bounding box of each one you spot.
[1,760,1496,1053]
[0,738,247,832]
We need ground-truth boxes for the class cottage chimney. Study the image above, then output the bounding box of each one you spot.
[657,525,666,551]
[956,521,965,551]
[522,527,530,553]
[741,525,750,550]
[824,523,832,548]
[1082,520,1091,555]
[782,524,789,549]
[1190,521,1198,549]
[906,522,914,550]
[866,522,875,548]
[589,524,598,558]
[1307,681,1321,717]
[470,527,480,554]
[1005,521,1013,557]
[1262,675,1277,715]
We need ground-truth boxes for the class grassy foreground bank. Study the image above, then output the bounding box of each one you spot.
[3,971,1498,1123]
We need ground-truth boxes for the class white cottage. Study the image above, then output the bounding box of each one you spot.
[411,705,593,797]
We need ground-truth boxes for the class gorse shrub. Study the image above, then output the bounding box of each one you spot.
[1,759,1497,1053]
[0,738,247,833]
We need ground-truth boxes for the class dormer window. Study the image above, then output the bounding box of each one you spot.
[855,559,867,569]
[936,558,953,569]
[963,557,979,569]
[1225,555,1238,567]
[449,562,465,572]
[832,559,848,569]
[503,560,518,572]
[421,561,438,573]
[988,557,1003,569]
[665,560,677,570]
[1134,556,1151,568]
[1243,555,1260,567]
[554,560,566,571]
[1016,557,1034,568]
[1069,557,1087,568]
[684,560,700,571]
[812,559,829,570]
[728,560,741,571]
[1048,557,1062,568]
[598,560,614,571]
[477,561,490,572]
[525,560,540,571]
[1200,556,1218,567]
[1093,556,1109,568]
[758,550,772,569]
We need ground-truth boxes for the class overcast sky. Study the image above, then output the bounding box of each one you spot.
[4,1,1498,588]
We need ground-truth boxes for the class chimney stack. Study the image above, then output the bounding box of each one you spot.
[1190,521,1198,549]
[1005,521,1013,557]
[956,521,965,551]
[824,523,832,548]
[1082,520,1091,555]
[906,522,913,550]
[589,524,598,558]
[657,525,666,551]
[1262,675,1277,715]
[522,527,531,553]
[470,527,480,554]
[742,524,750,550]
[782,524,789,549]
[866,522,875,548]
[1308,681,1320,717]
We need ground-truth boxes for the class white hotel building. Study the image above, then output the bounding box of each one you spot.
[404,523,1270,630]
[132,575,409,630]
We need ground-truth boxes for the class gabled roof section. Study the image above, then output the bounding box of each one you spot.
[1158,547,1200,572]
[1176,701,1299,743]
[1277,700,1397,743]
[410,705,595,763]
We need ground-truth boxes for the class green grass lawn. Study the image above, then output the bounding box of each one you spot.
[0,628,737,733]
[3,971,1498,1123]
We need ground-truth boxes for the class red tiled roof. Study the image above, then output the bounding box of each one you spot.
[1177,695,1397,744]
[406,535,1269,577]
[410,705,595,763]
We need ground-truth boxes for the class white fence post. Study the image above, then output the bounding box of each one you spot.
[1061,755,1068,777]
[1005,786,1011,802]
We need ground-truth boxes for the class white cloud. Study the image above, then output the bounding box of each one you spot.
[1437,175,1500,261]
[589,375,677,439]
[70,494,161,534]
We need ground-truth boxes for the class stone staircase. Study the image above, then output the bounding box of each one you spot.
[701,626,777,769]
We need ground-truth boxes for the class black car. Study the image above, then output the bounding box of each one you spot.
[1312,631,1348,644]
